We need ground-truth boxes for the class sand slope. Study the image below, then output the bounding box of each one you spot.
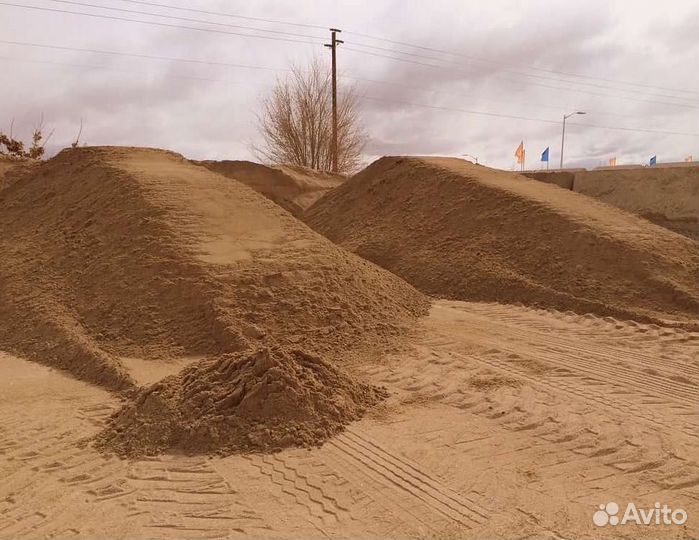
[0,147,426,390]
[305,156,698,328]
[523,166,699,239]
[574,166,699,239]
[200,160,345,216]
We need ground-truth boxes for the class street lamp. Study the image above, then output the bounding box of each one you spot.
[462,153,479,164]
[560,111,585,169]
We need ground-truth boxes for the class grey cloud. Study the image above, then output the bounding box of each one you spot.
[0,0,696,169]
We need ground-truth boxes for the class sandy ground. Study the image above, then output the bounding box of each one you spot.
[2,300,696,539]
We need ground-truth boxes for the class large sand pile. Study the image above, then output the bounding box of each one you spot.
[0,157,37,191]
[305,157,699,328]
[199,160,345,216]
[573,166,699,239]
[97,347,387,456]
[0,147,427,391]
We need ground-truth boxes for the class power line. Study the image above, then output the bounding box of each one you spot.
[0,54,274,88]
[344,41,697,103]
[0,39,292,73]
[44,0,326,41]
[5,1,695,110]
[115,0,327,31]
[0,39,660,120]
[347,74,644,119]
[3,52,695,139]
[0,2,324,46]
[343,47,699,110]
[108,0,696,99]
[45,0,697,100]
[343,30,699,97]
[361,95,698,137]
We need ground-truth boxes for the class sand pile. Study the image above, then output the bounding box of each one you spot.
[0,147,427,390]
[0,157,37,191]
[199,160,345,216]
[573,166,699,239]
[305,157,699,328]
[97,347,387,456]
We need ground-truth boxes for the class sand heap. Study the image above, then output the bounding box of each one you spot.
[0,147,427,391]
[574,166,699,240]
[199,160,345,216]
[523,166,699,239]
[97,347,387,456]
[0,157,37,191]
[305,157,699,328]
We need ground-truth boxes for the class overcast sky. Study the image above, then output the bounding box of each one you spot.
[1,0,697,170]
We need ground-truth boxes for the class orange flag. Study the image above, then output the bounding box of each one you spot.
[609,157,617,167]
[515,141,525,164]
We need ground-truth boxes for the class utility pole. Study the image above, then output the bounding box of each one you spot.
[325,28,343,172]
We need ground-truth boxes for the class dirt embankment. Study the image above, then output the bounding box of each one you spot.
[199,160,345,216]
[523,166,698,239]
[305,156,698,329]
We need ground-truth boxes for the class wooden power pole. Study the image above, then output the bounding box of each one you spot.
[325,28,343,172]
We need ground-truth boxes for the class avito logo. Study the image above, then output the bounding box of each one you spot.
[593,502,687,527]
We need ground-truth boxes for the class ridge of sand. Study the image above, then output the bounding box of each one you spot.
[0,147,427,391]
[523,166,699,239]
[304,156,698,328]
[97,346,387,456]
[199,160,345,216]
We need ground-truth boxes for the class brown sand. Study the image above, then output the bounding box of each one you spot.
[199,160,345,216]
[0,147,427,390]
[2,301,696,538]
[97,347,388,456]
[0,157,37,191]
[523,166,699,239]
[522,169,577,190]
[573,166,699,239]
[305,156,699,328]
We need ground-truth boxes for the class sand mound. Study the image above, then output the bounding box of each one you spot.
[0,158,37,191]
[522,166,698,239]
[199,160,345,216]
[305,156,698,328]
[573,166,699,240]
[97,347,387,456]
[0,147,426,390]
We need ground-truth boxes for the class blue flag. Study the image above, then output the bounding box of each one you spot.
[650,155,657,166]
[541,147,549,162]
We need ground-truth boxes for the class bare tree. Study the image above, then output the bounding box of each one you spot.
[0,115,53,160]
[71,118,84,148]
[254,59,366,174]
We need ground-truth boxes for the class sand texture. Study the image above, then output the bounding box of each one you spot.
[1,300,696,539]
[523,166,698,239]
[305,156,698,328]
[0,147,426,390]
[199,160,345,216]
[1,149,697,539]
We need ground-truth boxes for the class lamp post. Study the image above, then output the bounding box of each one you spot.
[462,153,479,164]
[560,111,585,169]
